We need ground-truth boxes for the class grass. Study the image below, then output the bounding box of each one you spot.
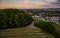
[53,24,60,32]
[35,19,60,38]
[0,27,55,38]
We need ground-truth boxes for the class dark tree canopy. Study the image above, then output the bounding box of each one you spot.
[0,9,33,30]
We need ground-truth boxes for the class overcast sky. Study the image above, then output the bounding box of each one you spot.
[0,0,60,9]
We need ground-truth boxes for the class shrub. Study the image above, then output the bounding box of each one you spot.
[0,9,33,30]
[34,20,56,36]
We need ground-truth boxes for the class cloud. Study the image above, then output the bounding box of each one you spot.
[49,0,60,6]
[0,2,50,9]
[0,0,24,4]
[0,0,2,2]
[0,0,58,5]
[0,0,60,9]
[57,0,60,2]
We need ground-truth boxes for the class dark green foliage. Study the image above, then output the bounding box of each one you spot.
[0,9,33,30]
[34,20,60,38]
[52,24,60,38]
[34,20,56,37]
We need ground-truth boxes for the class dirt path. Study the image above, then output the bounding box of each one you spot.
[26,22,36,28]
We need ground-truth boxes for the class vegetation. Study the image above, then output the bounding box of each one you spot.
[0,9,33,30]
[34,20,56,34]
[0,28,55,38]
[52,23,60,38]
[0,9,60,38]
[34,19,60,38]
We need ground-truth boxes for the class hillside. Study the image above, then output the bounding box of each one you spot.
[0,28,55,38]
[0,22,55,38]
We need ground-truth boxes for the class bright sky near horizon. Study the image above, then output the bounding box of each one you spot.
[0,0,60,9]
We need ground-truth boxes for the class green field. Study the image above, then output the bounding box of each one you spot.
[0,27,55,38]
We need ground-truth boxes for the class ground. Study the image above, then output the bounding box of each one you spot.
[0,22,55,38]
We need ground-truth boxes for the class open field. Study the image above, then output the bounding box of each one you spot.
[0,27,55,38]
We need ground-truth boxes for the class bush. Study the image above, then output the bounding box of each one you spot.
[34,20,56,36]
[0,9,33,30]
[34,19,60,38]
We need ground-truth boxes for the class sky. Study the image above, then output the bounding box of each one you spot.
[0,0,60,9]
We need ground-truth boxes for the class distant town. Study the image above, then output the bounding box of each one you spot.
[20,8,60,25]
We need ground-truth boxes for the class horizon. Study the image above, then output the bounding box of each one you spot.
[0,0,60,9]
